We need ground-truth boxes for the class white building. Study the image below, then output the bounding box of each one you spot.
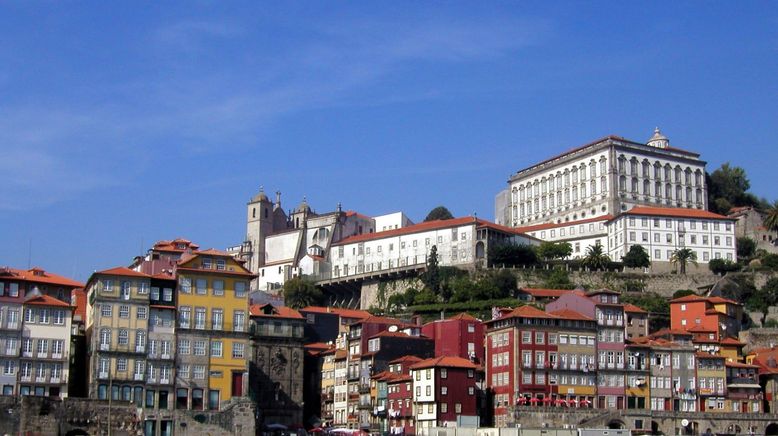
[516,216,611,259]
[20,291,72,398]
[374,212,414,232]
[606,206,737,266]
[496,129,708,228]
[330,217,539,279]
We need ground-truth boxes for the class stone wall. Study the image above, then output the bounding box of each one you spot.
[0,395,256,435]
[740,328,778,353]
[360,277,423,309]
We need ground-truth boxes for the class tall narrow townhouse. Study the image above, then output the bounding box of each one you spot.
[547,289,628,409]
[546,309,598,407]
[143,271,177,432]
[696,352,726,411]
[410,356,480,432]
[85,267,151,402]
[174,249,254,411]
[19,290,73,397]
[624,342,650,410]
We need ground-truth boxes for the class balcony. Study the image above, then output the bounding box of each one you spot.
[98,372,108,379]
[35,377,46,383]
[100,343,110,351]
[135,346,145,353]
[134,373,144,381]
[50,377,61,384]
[161,354,172,360]
[358,401,373,410]
[160,378,170,385]
[52,353,63,360]
[37,352,48,359]
[359,384,371,394]
[20,375,31,382]
[22,351,32,358]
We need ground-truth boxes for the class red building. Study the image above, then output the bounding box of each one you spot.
[669,295,742,340]
[421,312,484,363]
[410,356,480,431]
[382,355,422,435]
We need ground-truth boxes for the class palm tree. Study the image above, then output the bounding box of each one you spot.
[764,200,778,234]
[670,248,698,274]
[581,243,610,271]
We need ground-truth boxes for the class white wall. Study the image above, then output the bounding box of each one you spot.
[374,212,413,232]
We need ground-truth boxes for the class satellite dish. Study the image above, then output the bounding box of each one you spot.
[681,419,690,427]
[388,325,398,332]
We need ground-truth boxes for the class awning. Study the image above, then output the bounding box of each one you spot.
[727,383,761,389]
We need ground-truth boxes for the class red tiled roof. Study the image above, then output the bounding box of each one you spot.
[719,337,745,346]
[708,296,739,305]
[300,306,371,320]
[25,294,72,308]
[389,355,423,365]
[649,328,694,338]
[487,305,550,323]
[249,304,303,319]
[71,288,86,320]
[516,215,613,234]
[519,288,582,299]
[95,267,150,278]
[195,248,234,257]
[670,294,739,306]
[687,325,715,333]
[333,217,531,246]
[448,312,480,321]
[726,361,759,369]
[620,206,734,221]
[0,266,84,288]
[623,303,647,314]
[151,238,199,252]
[546,309,594,321]
[410,356,478,370]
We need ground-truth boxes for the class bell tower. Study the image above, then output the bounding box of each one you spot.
[246,186,273,277]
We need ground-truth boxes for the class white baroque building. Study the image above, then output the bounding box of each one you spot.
[496,129,708,228]
[606,206,737,264]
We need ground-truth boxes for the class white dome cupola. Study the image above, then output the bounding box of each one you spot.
[647,127,669,149]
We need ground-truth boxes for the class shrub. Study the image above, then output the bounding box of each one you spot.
[708,258,741,274]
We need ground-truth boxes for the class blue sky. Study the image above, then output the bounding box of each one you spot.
[1,2,776,281]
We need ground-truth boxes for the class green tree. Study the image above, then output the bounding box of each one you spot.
[747,278,778,326]
[622,245,651,269]
[707,163,762,214]
[672,289,696,299]
[670,248,698,274]
[542,268,576,290]
[581,243,609,271]
[484,269,518,299]
[620,292,671,331]
[737,237,757,260]
[422,245,441,294]
[708,258,741,275]
[537,241,573,261]
[424,206,454,222]
[764,200,778,233]
[282,277,323,309]
[488,243,539,267]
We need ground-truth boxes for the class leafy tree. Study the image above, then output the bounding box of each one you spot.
[486,269,518,298]
[765,200,778,233]
[707,163,763,214]
[488,243,539,267]
[762,253,778,270]
[622,245,651,269]
[672,289,697,299]
[424,206,454,222]
[737,237,757,260]
[422,245,441,294]
[764,319,778,328]
[670,248,697,274]
[620,292,670,332]
[537,241,573,261]
[542,268,576,290]
[282,277,323,309]
[708,258,741,275]
[413,289,438,305]
[747,278,778,326]
[581,243,610,271]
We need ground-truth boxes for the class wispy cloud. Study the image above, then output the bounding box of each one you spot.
[0,12,550,211]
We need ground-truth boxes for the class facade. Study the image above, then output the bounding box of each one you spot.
[606,206,737,265]
[696,352,727,412]
[421,313,484,363]
[624,304,649,340]
[330,217,538,278]
[624,343,650,410]
[728,206,778,253]
[410,356,480,431]
[298,306,371,343]
[497,129,708,227]
[516,216,611,260]
[85,267,151,402]
[146,272,177,413]
[384,356,422,435]
[725,361,761,413]
[249,303,305,427]
[174,249,254,411]
[669,295,743,341]
[19,292,73,398]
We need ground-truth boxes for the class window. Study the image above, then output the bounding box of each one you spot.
[117,358,128,372]
[232,343,245,359]
[163,287,173,301]
[119,305,130,318]
[195,308,206,329]
[441,368,448,379]
[137,307,147,320]
[53,310,65,325]
[211,309,223,330]
[211,341,223,357]
[151,287,160,300]
[194,365,206,379]
[118,330,129,345]
[235,281,246,298]
[121,281,131,299]
[213,280,224,296]
[179,307,191,328]
[193,341,206,356]
[216,259,226,270]
[195,279,207,295]
[233,311,245,332]
[180,277,192,293]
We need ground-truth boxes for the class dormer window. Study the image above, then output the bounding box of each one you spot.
[202,258,212,269]
[216,259,226,271]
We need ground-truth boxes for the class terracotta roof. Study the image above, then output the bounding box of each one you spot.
[386,374,412,383]
[519,288,582,299]
[345,210,373,221]
[487,305,551,323]
[333,217,531,246]
[708,296,739,305]
[151,238,199,252]
[24,294,72,308]
[619,206,734,221]
[195,248,235,257]
[719,337,745,346]
[670,294,739,306]
[410,356,478,370]
[726,361,759,369]
[546,309,594,321]
[623,303,647,314]
[0,266,84,288]
[516,215,613,234]
[448,312,480,321]
[650,328,694,337]
[389,355,423,365]
[249,304,303,319]
[71,288,86,321]
[300,306,371,320]
[687,325,715,333]
[94,267,150,278]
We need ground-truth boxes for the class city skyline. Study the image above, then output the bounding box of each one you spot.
[1,2,777,279]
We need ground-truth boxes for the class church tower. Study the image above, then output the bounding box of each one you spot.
[647,127,670,149]
[246,187,273,277]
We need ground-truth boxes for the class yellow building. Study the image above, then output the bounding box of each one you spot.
[85,267,151,402]
[696,352,726,412]
[175,249,255,410]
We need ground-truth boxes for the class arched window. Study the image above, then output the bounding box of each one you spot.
[685,168,692,185]
[580,185,587,198]
[618,156,626,173]
[642,160,650,178]
[664,164,671,180]
[695,170,702,186]
[630,158,638,175]
[696,189,703,205]
[631,178,638,193]
[655,182,662,198]
[619,176,627,192]
[674,166,682,183]
[665,183,672,200]
[686,187,692,202]
[643,179,651,196]
[654,162,662,179]
[675,185,682,201]
[580,164,587,180]
[571,167,578,184]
